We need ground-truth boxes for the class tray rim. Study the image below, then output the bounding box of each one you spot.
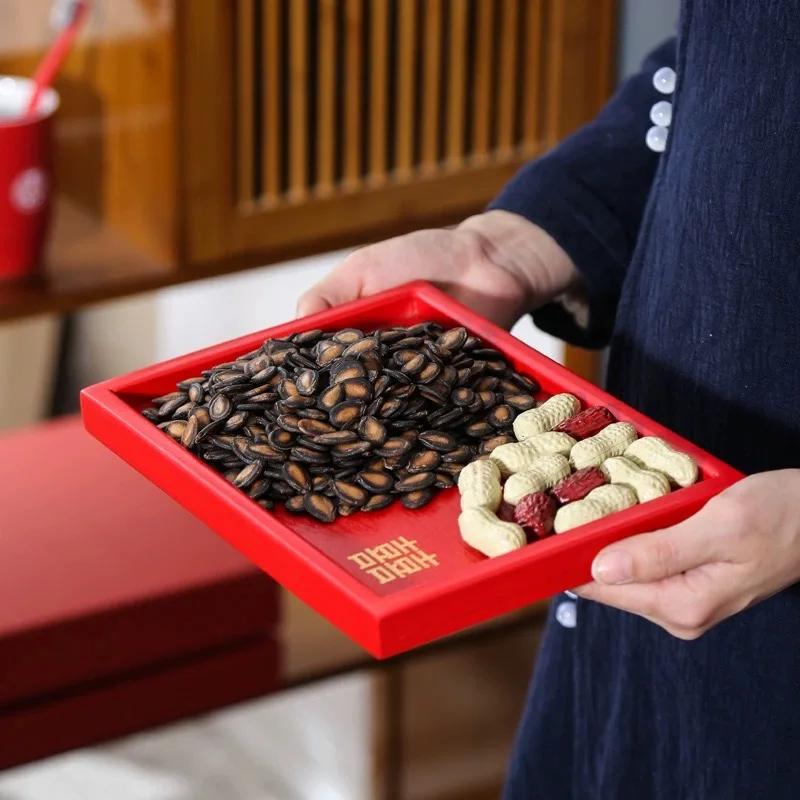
[80,280,745,657]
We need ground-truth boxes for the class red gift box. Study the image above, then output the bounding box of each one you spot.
[0,417,279,767]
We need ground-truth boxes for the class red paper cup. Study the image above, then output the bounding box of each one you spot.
[0,76,59,281]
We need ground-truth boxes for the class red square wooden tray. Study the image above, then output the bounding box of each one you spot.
[80,281,743,658]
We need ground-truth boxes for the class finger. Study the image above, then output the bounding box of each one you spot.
[295,291,332,318]
[589,517,722,586]
[575,586,704,639]
[296,258,368,318]
[573,568,733,639]
[575,578,672,608]
[573,580,668,624]
[574,575,690,622]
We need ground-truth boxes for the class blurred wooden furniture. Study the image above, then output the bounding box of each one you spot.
[0,0,613,380]
[186,0,615,269]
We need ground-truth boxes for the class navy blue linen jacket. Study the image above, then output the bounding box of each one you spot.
[490,2,800,798]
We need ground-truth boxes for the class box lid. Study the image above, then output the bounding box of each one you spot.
[0,417,279,705]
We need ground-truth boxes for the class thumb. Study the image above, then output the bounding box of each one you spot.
[591,518,718,585]
[296,258,368,319]
[296,291,332,318]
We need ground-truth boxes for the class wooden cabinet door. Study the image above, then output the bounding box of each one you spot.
[179,0,616,269]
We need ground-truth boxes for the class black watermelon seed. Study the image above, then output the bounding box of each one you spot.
[303,492,337,522]
[394,472,436,492]
[332,480,369,507]
[401,489,434,509]
[363,493,394,512]
[356,470,394,493]
[407,450,442,473]
[418,431,457,452]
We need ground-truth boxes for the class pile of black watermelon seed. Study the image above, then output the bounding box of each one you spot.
[142,323,540,522]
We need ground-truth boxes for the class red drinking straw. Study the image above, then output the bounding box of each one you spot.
[25,0,91,117]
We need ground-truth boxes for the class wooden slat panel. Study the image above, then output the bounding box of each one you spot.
[471,0,494,162]
[420,0,443,173]
[544,0,565,146]
[316,0,337,194]
[496,0,520,155]
[182,0,236,262]
[593,0,618,113]
[521,0,543,153]
[262,0,282,201]
[232,159,533,252]
[395,0,417,178]
[446,0,468,166]
[289,0,308,198]
[235,0,256,205]
[544,0,617,144]
[344,0,365,185]
[369,0,390,184]
[180,0,618,279]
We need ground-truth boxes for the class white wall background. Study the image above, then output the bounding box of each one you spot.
[0,316,59,431]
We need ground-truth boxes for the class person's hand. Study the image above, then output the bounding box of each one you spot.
[573,470,800,639]
[296,210,579,331]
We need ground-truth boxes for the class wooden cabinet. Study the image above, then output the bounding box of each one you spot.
[1,0,616,274]
[182,0,617,267]
[0,0,615,383]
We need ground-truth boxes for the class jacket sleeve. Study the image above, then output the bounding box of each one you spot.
[487,38,677,349]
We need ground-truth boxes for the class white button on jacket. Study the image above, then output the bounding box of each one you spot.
[647,68,675,152]
[556,600,577,629]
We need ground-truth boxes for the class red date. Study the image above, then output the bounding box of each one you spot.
[513,491,558,539]
[551,466,607,504]
[553,405,616,440]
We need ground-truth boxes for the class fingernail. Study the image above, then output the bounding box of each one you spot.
[592,551,633,584]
